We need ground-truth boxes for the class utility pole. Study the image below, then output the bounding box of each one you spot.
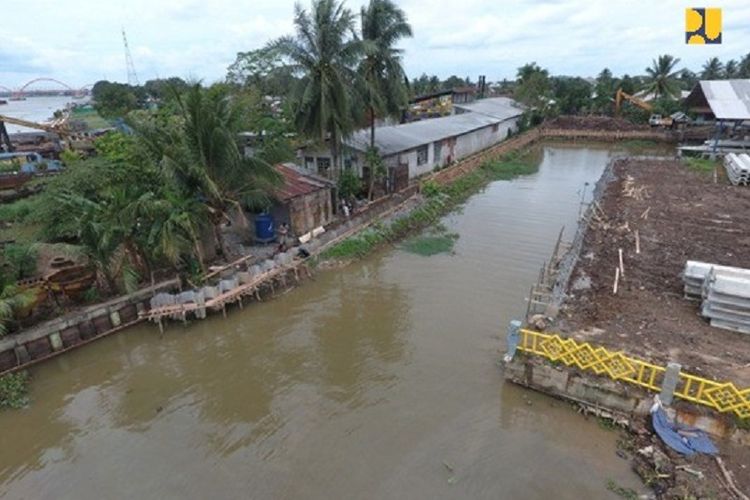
[122,28,139,86]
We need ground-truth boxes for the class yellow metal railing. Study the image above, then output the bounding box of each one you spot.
[516,329,750,419]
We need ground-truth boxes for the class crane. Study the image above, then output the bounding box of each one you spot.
[0,113,72,152]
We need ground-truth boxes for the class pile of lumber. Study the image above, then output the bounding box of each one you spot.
[682,260,750,334]
[723,153,750,186]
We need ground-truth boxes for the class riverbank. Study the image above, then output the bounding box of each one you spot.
[504,154,750,498]
[0,121,678,400]
[0,141,645,499]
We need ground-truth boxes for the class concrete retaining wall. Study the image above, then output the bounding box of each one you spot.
[0,279,179,375]
[503,356,749,443]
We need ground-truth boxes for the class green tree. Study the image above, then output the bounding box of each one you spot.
[678,69,698,90]
[552,76,591,115]
[226,47,297,96]
[91,80,139,118]
[739,53,750,78]
[643,54,681,99]
[593,68,616,114]
[134,84,280,259]
[274,0,362,178]
[701,57,724,79]
[724,59,738,79]
[359,0,412,198]
[514,62,552,112]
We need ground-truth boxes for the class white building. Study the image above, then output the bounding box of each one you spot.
[300,97,524,191]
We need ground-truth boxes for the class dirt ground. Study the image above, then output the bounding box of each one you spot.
[554,157,750,497]
[558,158,750,385]
[545,115,649,132]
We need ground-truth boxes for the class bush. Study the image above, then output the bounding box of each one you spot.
[337,168,362,200]
[0,372,29,409]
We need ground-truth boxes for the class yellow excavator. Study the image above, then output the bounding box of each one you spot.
[614,89,673,128]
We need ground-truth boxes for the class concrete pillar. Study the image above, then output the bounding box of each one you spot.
[49,332,63,352]
[660,362,682,406]
[109,310,122,328]
[504,320,522,363]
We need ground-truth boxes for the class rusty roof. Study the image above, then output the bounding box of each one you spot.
[274,163,333,202]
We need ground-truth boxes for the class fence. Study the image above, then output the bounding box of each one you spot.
[514,328,750,419]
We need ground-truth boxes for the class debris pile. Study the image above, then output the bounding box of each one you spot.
[543,115,646,132]
[724,153,750,186]
[682,260,750,334]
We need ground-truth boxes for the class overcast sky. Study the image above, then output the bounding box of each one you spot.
[1,0,749,89]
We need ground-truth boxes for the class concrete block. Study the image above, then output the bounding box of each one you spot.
[49,332,63,352]
[14,345,30,365]
[109,310,122,328]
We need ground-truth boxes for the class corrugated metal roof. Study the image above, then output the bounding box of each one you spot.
[345,99,522,156]
[691,80,750,120]
[454,97,524,120]
[274,163,332,202]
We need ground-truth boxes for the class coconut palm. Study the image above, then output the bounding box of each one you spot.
[134,84,280,258]
[643,55,681,99]
[701,57,724,80]
[724,59,738,79]
[740,53,750,78]
[274,0,362,178]
[359,0,412,198]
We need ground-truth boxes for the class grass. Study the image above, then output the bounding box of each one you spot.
[0,372,29,409]
[606,480,639,500]
[71,107,111,130]
[684,157,720,175]
[401,233,458,256]
[0,195,43,223]
[322,149,539,260]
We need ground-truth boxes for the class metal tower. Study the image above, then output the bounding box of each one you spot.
[122,28,139,86]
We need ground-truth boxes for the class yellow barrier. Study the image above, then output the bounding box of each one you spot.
[516,329,750,419]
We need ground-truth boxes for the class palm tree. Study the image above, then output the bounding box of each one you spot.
[740,53,750,78]
[134,84,280,259]
[274,0,362,178]
[359,0,412,198]
[701,57,724,80]
[643,55,681,99]
[724,59,738,79]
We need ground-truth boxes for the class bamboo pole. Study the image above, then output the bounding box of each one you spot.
[635,230,640,254]
[613,267,620,294]
[618,248,625,277]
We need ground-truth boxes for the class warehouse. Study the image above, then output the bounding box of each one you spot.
[299,97,524,189]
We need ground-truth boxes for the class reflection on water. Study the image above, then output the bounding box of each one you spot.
[0,144,645,499]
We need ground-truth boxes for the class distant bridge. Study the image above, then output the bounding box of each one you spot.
[0,78,92,99]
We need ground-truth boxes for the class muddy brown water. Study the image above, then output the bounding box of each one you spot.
[0,144,663,499]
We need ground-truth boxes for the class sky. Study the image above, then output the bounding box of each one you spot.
[1,0,750,90]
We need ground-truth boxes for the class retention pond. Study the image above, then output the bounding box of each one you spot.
[1,143,655,499]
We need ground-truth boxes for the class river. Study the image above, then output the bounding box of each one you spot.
[0,144,648,499]
[0,96,82,133]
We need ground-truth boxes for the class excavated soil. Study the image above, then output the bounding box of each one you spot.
[558,158,750,386]
[545,115,648,132]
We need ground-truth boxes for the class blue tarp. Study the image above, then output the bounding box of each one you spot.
[651,406,718,456]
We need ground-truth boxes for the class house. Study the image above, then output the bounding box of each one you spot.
[299,97,524,191]
[685,80,750,123]
[269,163,335,236]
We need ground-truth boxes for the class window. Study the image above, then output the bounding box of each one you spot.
[344,157,352,170]
[433,141,442,162]
[305,156,315,170]
[317,157,331,175]
[416,145,428,166]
